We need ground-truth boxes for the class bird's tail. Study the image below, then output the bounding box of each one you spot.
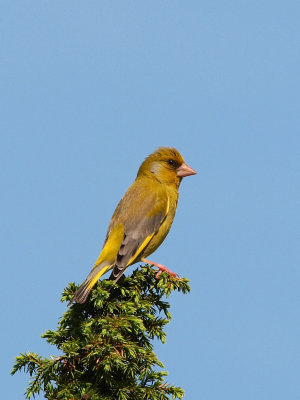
[68,262,112,306]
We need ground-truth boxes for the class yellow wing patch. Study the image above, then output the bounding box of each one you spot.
[94,223,125,266]
[126,197,169,267]
[126,233,155,266]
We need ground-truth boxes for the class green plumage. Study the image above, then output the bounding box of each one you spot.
[69,147,196,305]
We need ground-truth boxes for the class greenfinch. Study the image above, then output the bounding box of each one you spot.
[69,147,196,305]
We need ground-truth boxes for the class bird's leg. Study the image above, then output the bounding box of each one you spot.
[141,258,178,279]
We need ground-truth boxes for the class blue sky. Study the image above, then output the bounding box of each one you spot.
[1,2,299,399]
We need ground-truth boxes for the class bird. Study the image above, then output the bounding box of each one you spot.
[68,147,196,305]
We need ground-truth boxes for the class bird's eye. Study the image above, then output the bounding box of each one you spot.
[168,159,175,166]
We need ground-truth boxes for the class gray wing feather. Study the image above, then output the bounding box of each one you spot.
[106,182,168,280]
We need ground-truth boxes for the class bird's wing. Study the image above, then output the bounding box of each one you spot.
[106,181,169,280]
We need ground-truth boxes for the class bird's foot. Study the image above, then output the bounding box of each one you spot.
[142,258,178,279]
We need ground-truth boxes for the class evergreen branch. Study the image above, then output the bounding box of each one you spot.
[12,265,190,399]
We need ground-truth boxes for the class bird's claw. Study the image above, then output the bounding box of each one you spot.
[154,266,178,280]
[142,258,178,280]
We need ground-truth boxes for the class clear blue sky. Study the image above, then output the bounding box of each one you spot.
[1,2,299,399]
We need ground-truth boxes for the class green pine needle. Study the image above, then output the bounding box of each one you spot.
[12,265,190,399]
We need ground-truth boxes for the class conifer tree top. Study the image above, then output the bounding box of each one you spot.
[12,265,190,400]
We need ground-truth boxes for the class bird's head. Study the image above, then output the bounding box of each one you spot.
[137,147,196,187]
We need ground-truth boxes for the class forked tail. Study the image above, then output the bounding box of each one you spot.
[68,262,111,306]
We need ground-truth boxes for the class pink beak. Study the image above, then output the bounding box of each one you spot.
[176,163,197,178]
